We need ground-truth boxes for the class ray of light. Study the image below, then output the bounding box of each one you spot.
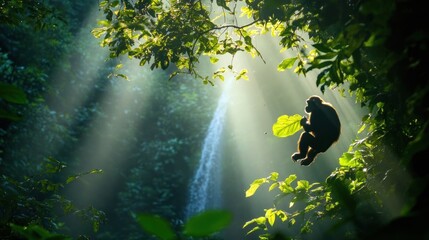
[61,57,158,236]
[214,33,366,238]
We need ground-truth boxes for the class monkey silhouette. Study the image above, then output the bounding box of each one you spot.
[292,95,341,166]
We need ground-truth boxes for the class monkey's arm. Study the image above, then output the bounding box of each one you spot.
[300,117,312,132]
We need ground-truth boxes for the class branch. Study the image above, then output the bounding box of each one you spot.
[190,19,261,57]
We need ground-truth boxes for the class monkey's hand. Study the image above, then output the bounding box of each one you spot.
[301,117,312,132]
[300,117,307,126]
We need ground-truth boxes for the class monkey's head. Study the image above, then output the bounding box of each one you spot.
[305,95,323,113]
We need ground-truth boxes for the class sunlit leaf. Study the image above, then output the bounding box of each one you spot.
[184,210,232,237]
[272,114,302,138]
[245,178,268,197]
[246,226,262,235]
[136,213,176,240]
[277,57,297,71]
[304,204,316,212]
[357,123,366,134]
[88,169,103,174]
[279,182,294,193]
[91,27,106,38]
[339,152,354,167]
[66,175,78,184]
[242,219,254,229]
[265,209,275,226]
[284,174,297,185]
[276,210,288,221]
[235,69,249,80]
[269,182,279,191]
[269,172,279,181]
[296,180,310,191]
[210,57,219,63]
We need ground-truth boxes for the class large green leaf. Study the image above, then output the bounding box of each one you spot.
[136,214,176,240]
[272,114,303,138]
[183,210,232,237]
[0,82,28,104]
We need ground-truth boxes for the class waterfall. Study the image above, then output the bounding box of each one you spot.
[185,83,230,219]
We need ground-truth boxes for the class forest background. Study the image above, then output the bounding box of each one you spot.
[1,0,428,240]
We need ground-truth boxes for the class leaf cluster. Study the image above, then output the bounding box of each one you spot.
[135,210,232,240]
[243,149,377,239]
[93,0,262,83]
[1,157,105,239]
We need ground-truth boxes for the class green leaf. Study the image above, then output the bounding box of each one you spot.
[136,213,176,240]
[0,108,21,121]
[88,169,103,174]
[245,178,268,197]
[66,175,78,184]
[312,43,332,53]
[0,83,28,104]
[243,217,266,230]
[216,0,231,11]
[269,182,279,191]
[339,152,354,167]
[296,180,310,191]
[272,114,303,138]
[277,57,297,71]
[284,174,297,185]
[210,57,219,63]
[276,210,288,221]
[265,209,276,226]
[269,172,279,181]
[306,60,334,72]
[235,69,248,80]
[246,226,261,235]
[184,210,232,237]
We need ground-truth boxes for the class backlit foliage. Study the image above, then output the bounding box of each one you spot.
[94,0,429,239]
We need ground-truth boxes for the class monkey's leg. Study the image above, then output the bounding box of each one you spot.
[300,148,319,166]
[291,132,312,161]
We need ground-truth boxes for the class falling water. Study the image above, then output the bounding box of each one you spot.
[185,82,230,219]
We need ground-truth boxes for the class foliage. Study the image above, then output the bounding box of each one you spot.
[3,1,219,239]
[243,149,375,239]
[0,0,60,29]
[0,81,28,121]
[92,0,260,84]
[109,72,217,240]
[93,0,429,239]
[0,157,105,239]
[0,1,110,239]
[272,114,302,138]
[136,210,232,240]
[10,224,72,240]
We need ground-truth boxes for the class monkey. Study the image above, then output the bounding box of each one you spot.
[291,95,341,166]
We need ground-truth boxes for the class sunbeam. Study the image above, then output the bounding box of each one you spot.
[214,34,365,239]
